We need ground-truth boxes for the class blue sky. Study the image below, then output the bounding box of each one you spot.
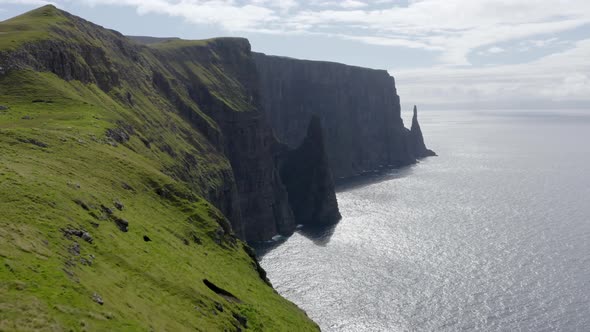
[1,0,589,110]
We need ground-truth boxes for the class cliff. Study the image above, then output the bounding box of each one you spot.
[279,116,341,226]
[148,37,299,242]
[253,53,435,179]
[409,105,437,158]
[0,6,323,331]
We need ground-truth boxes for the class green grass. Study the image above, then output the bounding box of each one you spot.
[0,6,319,332]
[151,37,257,113]
[0,5,67,50]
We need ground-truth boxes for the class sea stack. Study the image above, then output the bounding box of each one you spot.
[410,105,437,158]
[279,116,342,226]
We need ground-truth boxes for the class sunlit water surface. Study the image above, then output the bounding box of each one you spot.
[256,110,590,331]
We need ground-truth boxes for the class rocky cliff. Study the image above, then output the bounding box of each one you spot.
[148,38,301,241]
[409,105,437,158]
[279,116,341,226]
[253,53,435,179]
[0,5,326,331]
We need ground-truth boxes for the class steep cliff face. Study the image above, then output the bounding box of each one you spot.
[409,105,437,158]
[279,116,341,226]
[0,5,323,331]
[149,38,298,241]
[253,53,434,179]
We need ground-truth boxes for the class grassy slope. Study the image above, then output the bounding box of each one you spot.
[151,38,257,113]
[0,6,317,332]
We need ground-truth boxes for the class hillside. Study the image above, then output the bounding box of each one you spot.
[0,5,319,331]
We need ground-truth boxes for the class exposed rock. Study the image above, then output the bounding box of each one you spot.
[254,53,435,179]
[21,115,32,120]
[81,232,93,243]
[214,302,224,312]
[143,235,151,242]
[63,229,93,243]
[100,204,113,215]
[211,227,225,245]
[232,312,248,328]
[81,254,94,266]
[409,105,437,158]
[0,105,9,110]
[121,182,134,191]
[157,40,298,242]
[279,116,341,226]
[68,242,80,256]
[92,293,104,305]
[67,181,81,189]
[113,200,124,211]
[105,123,134,144]
[113,217,129,232]
[73,199,90,211]
[242,244,272,287]
[192,234,202,245]
[17,137,48,148]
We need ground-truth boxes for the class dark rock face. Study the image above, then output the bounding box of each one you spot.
[253,53,434,179]
[212,111,296,241]
[152,40,299,241]
[279,116,341,226]
[62,228,93,243]
[409,105,437,158]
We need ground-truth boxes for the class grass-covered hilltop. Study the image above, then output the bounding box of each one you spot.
[0,5,320,331]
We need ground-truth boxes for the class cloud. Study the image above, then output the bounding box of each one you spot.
[338,0,368,9]
[75,0,278,31]
[395,39,590,108]
[285,1,590,64]
[6,0,587,66]
[487,46,505,54]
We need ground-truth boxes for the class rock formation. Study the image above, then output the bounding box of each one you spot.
[409,105,437,158]
[279,116,342,226]
[253,53,435,179]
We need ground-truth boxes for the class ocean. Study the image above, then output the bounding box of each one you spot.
[256,109,590,331]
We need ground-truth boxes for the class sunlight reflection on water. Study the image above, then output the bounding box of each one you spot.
[257,110,590,331]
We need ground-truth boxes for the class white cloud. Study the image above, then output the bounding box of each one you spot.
[487,46,505,54]
[395,39,590,108]
[76,0,278,31]
[339,0,367,9]
[285,1,590,64]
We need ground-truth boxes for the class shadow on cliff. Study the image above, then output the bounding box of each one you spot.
[335,164,416,193]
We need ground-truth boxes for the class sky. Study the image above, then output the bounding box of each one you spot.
[1,0,589,110]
